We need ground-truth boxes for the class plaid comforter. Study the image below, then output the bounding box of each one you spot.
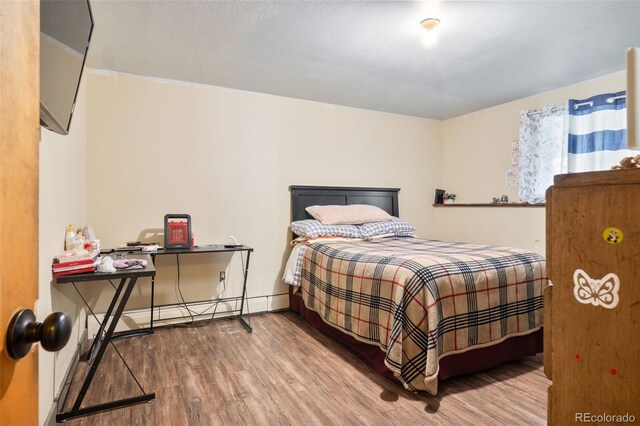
[295,237,547,395]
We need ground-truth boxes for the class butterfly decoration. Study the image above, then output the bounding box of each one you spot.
[573,269,620,309]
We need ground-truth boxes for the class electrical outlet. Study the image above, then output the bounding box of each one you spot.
[219,271,225,282]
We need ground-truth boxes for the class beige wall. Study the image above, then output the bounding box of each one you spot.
[83,70,442,317]
[433,71,626,254]
[38,81,87,424]
[39,66,626,423]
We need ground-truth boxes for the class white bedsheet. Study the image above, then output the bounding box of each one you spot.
[282,243,306,287]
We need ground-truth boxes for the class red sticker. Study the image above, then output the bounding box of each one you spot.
[611,369,618,375]
[575,354,581,360]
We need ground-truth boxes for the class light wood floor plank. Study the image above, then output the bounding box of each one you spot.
[63,311,548,425]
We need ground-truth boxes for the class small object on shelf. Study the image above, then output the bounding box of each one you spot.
[64,225,85,251]
[53,266,96,277]
[115,246,142,251]
[54,247,99,264]
[434,189,445,204]
[98,257,116,273]
[443,193,456,204]
[113,258,147,270]
[82,224,97,241]
[52,254,99,277]
[491,197,500,204]
[64,224,75,251]
[53,264,97,277]
[224,235,242,248]
[501,195,509,204]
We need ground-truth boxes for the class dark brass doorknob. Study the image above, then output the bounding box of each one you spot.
[5,309,72,360]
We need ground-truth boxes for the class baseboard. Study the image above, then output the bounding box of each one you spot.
[87,292,289,337]
[44,328,88,426]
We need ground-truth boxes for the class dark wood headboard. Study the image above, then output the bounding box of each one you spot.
[290,185,400,221]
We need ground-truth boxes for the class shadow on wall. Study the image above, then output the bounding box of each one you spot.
[52,277,96,326]
[137,228,164,245]
[49,278,88,393]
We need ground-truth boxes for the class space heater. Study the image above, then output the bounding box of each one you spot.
[164,214,192,249]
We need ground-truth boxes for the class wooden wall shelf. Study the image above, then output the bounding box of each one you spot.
[433,203,545,208]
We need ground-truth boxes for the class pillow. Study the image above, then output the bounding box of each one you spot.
[290,220,362,239]
[360,218,415,239]
[369,231,416,239]
[305,204,393,225]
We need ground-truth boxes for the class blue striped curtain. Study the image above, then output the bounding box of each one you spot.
[567,91,637,172]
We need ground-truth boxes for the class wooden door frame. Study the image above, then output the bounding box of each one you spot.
[0,1,41,425]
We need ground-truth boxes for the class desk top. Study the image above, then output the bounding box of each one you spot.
[55,254,156,284]
[153,245,253,255]
[105,245,253,256]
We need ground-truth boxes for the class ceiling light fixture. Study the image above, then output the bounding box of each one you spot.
[420,18,440,47]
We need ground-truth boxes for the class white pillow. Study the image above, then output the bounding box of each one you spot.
[305,204,393,225]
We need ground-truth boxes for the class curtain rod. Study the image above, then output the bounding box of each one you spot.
[527,106,562,117]
[573,101,593,110]
[606,95,626,103]
[528,95,627,116]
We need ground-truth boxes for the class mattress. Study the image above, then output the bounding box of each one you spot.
[285,236,547,395]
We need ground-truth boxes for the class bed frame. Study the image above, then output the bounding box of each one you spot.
[288,185,543,388]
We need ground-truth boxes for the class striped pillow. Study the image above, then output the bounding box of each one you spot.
[290,220,362,239]
[360,219,415,239]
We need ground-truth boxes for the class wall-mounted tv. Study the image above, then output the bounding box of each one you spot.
[40,0,94,135]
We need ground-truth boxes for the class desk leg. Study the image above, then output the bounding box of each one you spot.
[70,277,153,413]
[237,250,252,333]
[85,278,126,361]
[150,277,155,330]
[57,394,155,422]
[150,254,156,330]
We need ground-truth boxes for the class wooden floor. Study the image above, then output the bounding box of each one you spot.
[62,311,549,425]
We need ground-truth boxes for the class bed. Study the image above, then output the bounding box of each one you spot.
[285,185,546,395]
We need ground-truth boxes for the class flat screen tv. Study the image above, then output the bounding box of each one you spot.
[40,0,94,135]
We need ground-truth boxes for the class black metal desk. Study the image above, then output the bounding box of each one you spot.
[55,255,156,422]
[148,245,254,332]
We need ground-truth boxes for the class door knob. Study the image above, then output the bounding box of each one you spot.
[5,309,72,360]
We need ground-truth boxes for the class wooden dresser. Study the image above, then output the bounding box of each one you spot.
[545,169,640,424]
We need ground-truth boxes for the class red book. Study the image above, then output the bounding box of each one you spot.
[54,265,96,277]
[52,258,95,270]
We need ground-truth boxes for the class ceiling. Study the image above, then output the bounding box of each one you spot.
[87,1,640,120]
